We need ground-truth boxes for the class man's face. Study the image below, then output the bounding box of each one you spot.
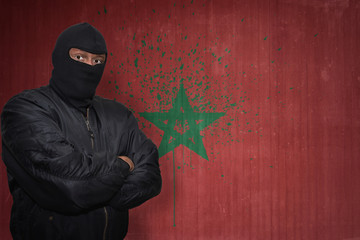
[69,48,106,66]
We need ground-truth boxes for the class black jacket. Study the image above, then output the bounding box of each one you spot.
[1,86,161,240]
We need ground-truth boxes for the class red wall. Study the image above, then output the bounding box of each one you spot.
[1,0,359,239]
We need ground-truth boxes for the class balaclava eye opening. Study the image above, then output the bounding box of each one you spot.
[49,22,107,114]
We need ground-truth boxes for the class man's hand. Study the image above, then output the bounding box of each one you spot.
[118,156,134,172]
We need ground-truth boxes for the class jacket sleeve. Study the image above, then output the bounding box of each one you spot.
[1,94,130,214]
[109,111,162,210]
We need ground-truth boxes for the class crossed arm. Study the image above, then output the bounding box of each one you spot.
[1,94,161,214]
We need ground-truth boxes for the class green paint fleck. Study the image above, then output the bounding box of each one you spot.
[104,6,107,14]
[264,36,268,40]
[314,33,318,37]
[152,9,155,13]
[134,58,138,68]
[278,48,282,51]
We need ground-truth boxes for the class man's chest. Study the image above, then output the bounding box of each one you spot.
[57,108,109,154]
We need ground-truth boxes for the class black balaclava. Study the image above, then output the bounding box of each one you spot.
[49,22,107,114]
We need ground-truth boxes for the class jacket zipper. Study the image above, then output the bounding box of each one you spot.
[83,108,109,240]
[84,108,94,149]
[103,207,109,240]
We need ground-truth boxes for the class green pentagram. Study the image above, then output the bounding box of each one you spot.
[139,84,225,160]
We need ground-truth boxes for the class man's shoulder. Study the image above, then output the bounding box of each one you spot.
[5,86,51,106]
[93,96,137,125]
[4,86,57,112]
[94,96,130,113]
[1,86,55,120]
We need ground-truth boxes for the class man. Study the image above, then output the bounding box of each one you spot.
[1,22,162,240]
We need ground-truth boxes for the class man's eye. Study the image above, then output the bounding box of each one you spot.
[75,55,83,60]
[94,59,103,64]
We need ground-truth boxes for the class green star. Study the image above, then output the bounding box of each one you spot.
[139,84,225,160]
